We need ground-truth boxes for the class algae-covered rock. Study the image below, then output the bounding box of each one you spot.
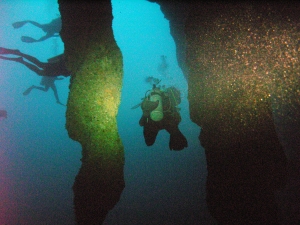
[58,1,124,224]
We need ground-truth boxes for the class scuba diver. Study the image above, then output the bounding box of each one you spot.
[12,17,61,43]
[0,110,7,120]
[157,55,169,78]
[0,47,70,77]
[23,76,65,106]
[158,55,168,74]
[0,47,69,106]
[134,78,188,150]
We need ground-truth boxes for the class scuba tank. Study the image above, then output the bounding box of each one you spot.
[149,87,164,121]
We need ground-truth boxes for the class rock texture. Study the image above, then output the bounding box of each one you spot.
[58,1,124,224]
[152,1,299,224]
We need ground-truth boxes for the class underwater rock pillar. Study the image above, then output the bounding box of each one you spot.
[185,3,293,224]
[58,1,124,224]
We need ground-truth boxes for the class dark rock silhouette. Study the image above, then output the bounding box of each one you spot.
[184,3,297,224]
[152,1,299,224]
[149,0,190,77]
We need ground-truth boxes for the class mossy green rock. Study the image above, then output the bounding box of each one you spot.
[58,1,124,224]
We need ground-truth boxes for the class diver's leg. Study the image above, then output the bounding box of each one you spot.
[139,115,147,126]
[0,47,21,55]
[165,125,188,151]
[143,123,159,146]
[13,52,47,68]
[23,77,52,96]
[2,56,45,76]
[50,84,62,104]
[36,33,56,42]
[21,33,56,43]
[23,86,33,96]
[26,21,45,29]
[35,86,49,92]
[23,85,47,95]
[12,20,43,29]
[0,55,23,63]
[21,36,38,43]
[23,62,45,76]
[0,48,46,68]
[0,56,44,76]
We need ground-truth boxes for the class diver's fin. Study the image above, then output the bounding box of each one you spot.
[0,47,11,54]
[21,36,36,43]
[169,130,188,151]
[0,47,19,55]
[131,103,141,110]
[12,21,27,29]
[23,86,33,96]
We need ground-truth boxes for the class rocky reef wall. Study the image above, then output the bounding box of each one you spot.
[58,1,124,224]
[154,1,299,224]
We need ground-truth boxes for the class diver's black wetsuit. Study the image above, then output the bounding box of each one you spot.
[139,87,188,151]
